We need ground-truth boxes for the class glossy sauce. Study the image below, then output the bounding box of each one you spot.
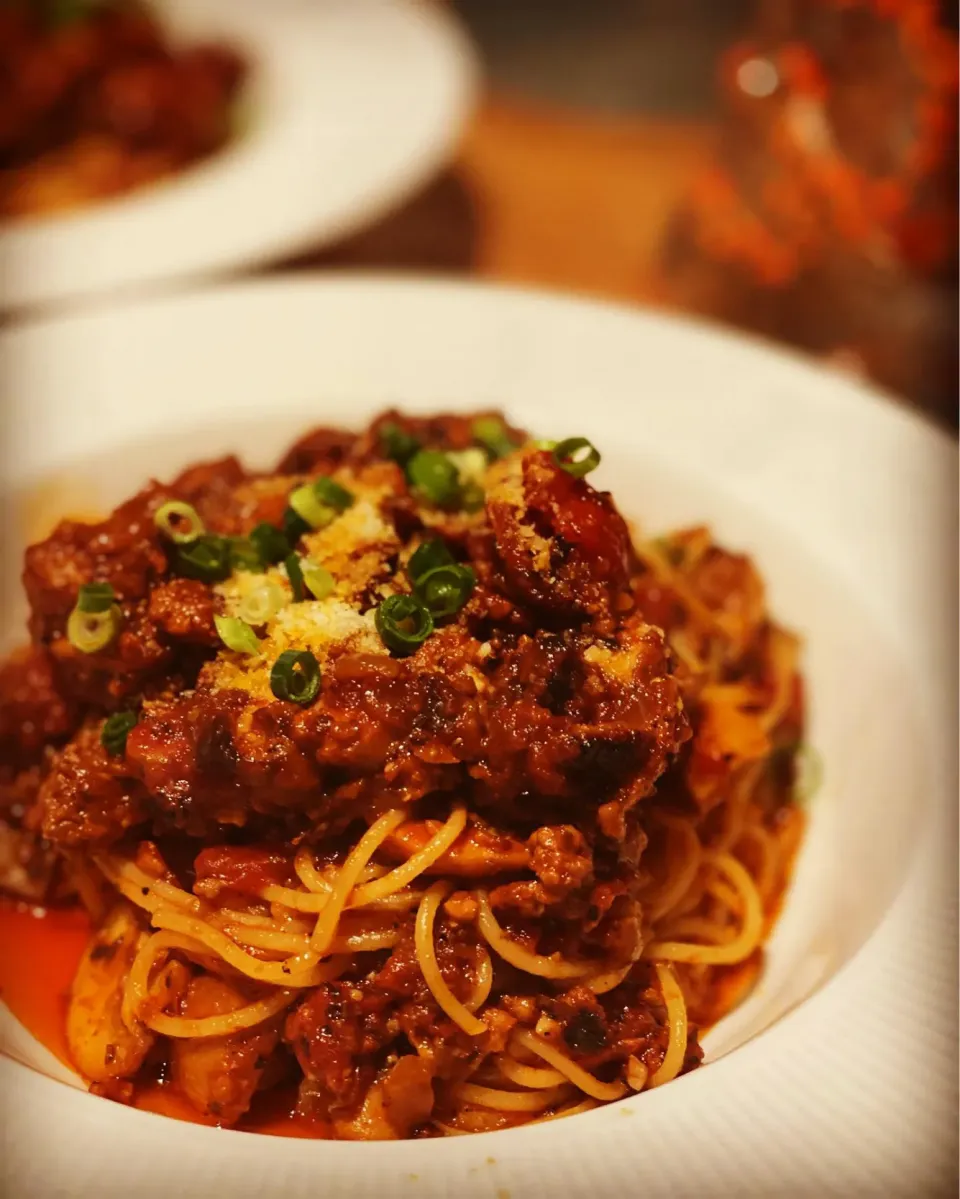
[0,900,329,1138]
[0,803,805,1133]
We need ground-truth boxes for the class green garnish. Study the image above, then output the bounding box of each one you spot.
[407,539,455,583]
[173,535,232,583]
[472,417,516,460]
[237,580,286,626]
[414,564,475,619]
[282,507,310,545]
[76,581,115,614]
[285,553,305,602]
[302,561,335,600]
[249,522,290,566]
[552,438,601,478]
[288,478,355,531]
[154,501,204,545]
[270,649,321,705]
[228,537,266,573]
[101,711,137,757]
[380,422,421,464]
[214,615,261,655]
[460,481,486,512]
[407,450,462,508]
[66,604,121,654]
[375,594,434,656]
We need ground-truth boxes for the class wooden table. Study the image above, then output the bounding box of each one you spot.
[293,97,711,303]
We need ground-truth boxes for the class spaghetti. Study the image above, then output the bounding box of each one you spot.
[0,408,808,1139]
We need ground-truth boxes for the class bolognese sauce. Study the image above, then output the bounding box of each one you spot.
[0,410,807,1139]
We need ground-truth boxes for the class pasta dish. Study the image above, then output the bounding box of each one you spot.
[0,0,246,221]
[0,410,807,1139]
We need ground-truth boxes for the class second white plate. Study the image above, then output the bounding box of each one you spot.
[0,0,478,313]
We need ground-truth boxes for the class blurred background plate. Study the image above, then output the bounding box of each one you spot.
[0,0,478,313]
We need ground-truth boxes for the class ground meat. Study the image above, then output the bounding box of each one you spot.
[0,643,77,769]
[275,427,358,475]
[528,825,593,896]
[37,722,146,846]
[147,578,217,646]
[287,928,487,1120]
[549,969,700,1079]
[487,450,630,629]
[23,484,169,644]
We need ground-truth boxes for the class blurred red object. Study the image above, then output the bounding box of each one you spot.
[662,0,958,419]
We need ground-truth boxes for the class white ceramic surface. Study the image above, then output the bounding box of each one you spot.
[0,0,477,313]
[0,278,955,1198]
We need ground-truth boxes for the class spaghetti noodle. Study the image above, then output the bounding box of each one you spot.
[0,407,808,1139]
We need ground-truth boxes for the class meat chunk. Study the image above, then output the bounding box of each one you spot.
[487,450,630,628]
[0,644,76,769]
[528,825,593,896]
[287,932,485,1120]
[286,981,393,1118]
[23,484,168,644]
[171,975,282,1125]
[147,577,217,646]
[275,427,358,475]
[38,723,146,847]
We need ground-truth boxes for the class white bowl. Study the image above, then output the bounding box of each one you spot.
[0,277,955,1198]
[0,0,477,313]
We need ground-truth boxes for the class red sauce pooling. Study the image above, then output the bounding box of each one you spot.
[0,901,329,1138]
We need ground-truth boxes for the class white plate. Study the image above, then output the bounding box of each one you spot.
[0,0,477,313]
[0,278,955,1198]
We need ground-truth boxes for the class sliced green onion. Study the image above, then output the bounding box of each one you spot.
[76,581,115,614]
[531,438,557,451]
[154,501,204,545]
[312,477,354,512]
[214,615,261,655]
[380,422,421,464]
[174,535,232,583]
[407,539,455,583]
[375,594,434,656]
[414,564,475,619]
[795,745,823,804]
[407,450,461,508]
[302,561,335,600]
[228,537,265,573]
[67,604,121,654]
[101,710,137,757]
[237,580,287,626]
[448,448,488,483]
[288,485,334,531]
[552,437,601,478]
[288,478,354,531]
[282,507,310,545]
[285,553,305,602]
[270,649,321,705]
[472,416,516,460]
[249,522,290,567]
[460,481,486,513]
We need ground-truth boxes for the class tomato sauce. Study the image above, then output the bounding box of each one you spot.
[0,900,329,1138]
